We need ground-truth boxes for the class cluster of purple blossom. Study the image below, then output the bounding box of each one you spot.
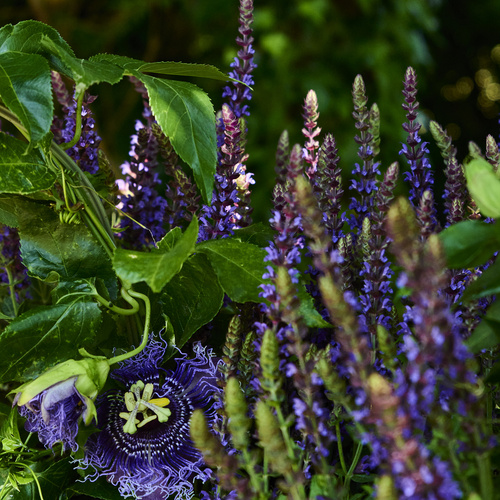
[3,0,496,499]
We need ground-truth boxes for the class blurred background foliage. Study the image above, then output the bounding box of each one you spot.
[1,0,500,222]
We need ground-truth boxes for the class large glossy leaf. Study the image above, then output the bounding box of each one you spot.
[0,53,53,148]
[196,238,268,303]
[140,75,216,204]
[0,299,102,382]
[0,20,75,76]
[19,203,114,283]
[439,219,500,268]
[41,38,124,89]
[160,253,224,348]
[0,133,56,193]
[89,54,217,203]
[113,216,198,293]
[464,157,500,218]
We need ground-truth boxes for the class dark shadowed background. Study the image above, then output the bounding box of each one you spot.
[2,0,500,222]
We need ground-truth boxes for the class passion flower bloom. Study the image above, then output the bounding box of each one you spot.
[80,337,221,499]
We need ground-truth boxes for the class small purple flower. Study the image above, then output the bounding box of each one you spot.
[18,378,89,451]
[80,337,221,499]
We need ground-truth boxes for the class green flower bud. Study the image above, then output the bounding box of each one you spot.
[375,475,397,500]
[12,355,110,425]
[225,377,250,450]
[255,400,292,476]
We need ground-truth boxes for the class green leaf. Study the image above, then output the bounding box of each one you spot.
[113,216,198,293]
[439,219,500,268]
[139,61,231,81]
[41,38,124,89]
[19,203,114,282]
[196,238,267,302]
[466,299,500,353]
[461,259,500,302]
[464,157,500,218]
[0,20,75,76]
[160,253,224,348]
[140,75,216,204]
[67,476,123,500]
[297,285,332,328]
[0,299,102,383]
[0,407,21,453]
[232,222,276,247]
[89,55,217,203]
[0,52,53,148]
[0,134,56,194]
[15,459,75,500]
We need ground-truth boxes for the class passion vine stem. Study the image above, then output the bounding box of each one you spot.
[60,90,84,150]
[107,288,152,366]
[0,104,116,258]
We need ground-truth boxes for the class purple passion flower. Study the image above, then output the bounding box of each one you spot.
[80,338,221,499]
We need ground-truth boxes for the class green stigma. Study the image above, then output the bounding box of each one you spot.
[119,381,172,434]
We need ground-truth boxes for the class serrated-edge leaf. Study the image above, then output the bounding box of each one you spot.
[0,20,75,76]
[196,238,268,303]
[113,216,198,293]
[139,61,230,81]
[139,75,216,204]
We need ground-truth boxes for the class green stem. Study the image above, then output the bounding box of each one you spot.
[92,287,140,316]
[336,421,348,475]
[60,91,84,150]
[108,289,151,366]
[344,441,363,493]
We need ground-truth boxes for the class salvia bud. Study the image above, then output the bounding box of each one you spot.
[225,377,250,451]
[260,329,282,394]
[255,400,292,476]
[375,475,397,500]
[190,409,225,466]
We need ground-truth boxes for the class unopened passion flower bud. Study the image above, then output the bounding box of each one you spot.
[12,354,111,451]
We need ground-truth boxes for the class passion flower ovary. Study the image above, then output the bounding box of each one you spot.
[119,380,171,434]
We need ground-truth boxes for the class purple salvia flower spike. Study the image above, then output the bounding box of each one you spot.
[430,121,466,227]
[400,67,438,232]
[151,123,200,230]
[359,162,399,340]
[275,130,290,186]
[348,75,381,231]
[302,89,321,178]
[486,134,500,172]
[199,104,247,240]
[51,74,102,176]
[312,133,343,244]
[117,123,167,247]
[0,225,30,301]
[221,0,256,120]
